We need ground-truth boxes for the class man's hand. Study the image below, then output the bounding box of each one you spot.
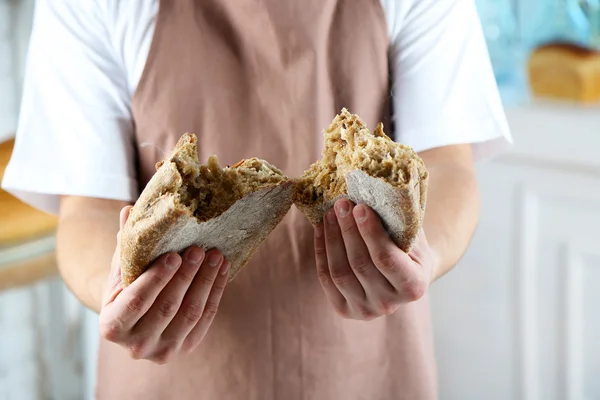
[98,206,230,364]
[314,199,436,321]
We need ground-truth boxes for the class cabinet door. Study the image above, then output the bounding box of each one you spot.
[430,160,600,400]
[0,279,87,400]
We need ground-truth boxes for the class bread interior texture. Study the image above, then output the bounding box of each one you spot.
[169,143,286,222]
[295,108,427,208]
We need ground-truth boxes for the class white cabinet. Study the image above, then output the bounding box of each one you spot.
[431,102,600,400]
[0,0,18,141]
[0,0,34,143]
[0,276,98,400]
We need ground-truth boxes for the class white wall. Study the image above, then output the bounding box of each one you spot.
[0,0,34,143]
[0,0,17,141]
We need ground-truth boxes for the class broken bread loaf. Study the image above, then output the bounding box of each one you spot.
[295,108,428,253]
[120,133,294,286]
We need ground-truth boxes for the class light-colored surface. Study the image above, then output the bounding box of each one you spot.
[0,0,32,143]
[430,99,600,400]
[0,277,97,400]
[0,0,17,142]
[503,100,600,171]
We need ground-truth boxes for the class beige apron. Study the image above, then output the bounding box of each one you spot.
[96,1,437,398]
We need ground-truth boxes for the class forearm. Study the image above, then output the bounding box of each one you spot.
[56,196,130,312]
[419,145,480,281]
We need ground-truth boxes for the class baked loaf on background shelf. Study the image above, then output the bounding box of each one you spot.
[528,42,600,104]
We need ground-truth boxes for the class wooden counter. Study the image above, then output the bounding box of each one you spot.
[0,139,58,290]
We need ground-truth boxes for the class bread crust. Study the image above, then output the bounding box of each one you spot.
[120,133,294,286]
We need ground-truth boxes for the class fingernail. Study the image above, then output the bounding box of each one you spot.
[207,253,222,267]
[353,205,367,223]
[186,247,204,264]
[165,254,181,269]
[326,210,337,225]
[220,261,230,276]
[335,200,350,217]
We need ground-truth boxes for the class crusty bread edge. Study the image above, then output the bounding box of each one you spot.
[120,181,295,286]
[120,194,187,286]
[120,151,188,285]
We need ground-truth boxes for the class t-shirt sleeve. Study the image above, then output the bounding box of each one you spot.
[1,0,138,215]
[381,0,513,160]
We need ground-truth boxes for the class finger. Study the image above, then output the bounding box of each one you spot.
[334,200,392,293]
[133,247,204,338]
[323,209,365,301]
[353,205,420,289]
[100,252,183,336]
[113,205,133,280]
[313,223,347,312]
[181,253,229,351]
[166,250,223,343]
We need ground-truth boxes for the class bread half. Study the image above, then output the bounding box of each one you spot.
[294,108,429,253]
[120,133,294,286]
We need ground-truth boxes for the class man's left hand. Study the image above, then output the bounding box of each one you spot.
[314,198,436,321]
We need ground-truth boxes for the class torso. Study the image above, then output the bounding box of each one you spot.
[96,1,437,398]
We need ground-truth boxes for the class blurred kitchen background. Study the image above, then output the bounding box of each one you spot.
[1,0,600,399]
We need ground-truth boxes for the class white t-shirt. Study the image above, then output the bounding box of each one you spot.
[2,0,512,215]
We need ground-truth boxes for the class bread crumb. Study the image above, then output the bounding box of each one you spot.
[295,108,428,209]
[168,135,289,222]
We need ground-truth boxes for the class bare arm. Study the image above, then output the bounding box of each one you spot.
[418,143,480,281]
[57,196,130,312]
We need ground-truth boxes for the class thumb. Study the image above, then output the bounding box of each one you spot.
[119,205,133,231]
[115,205,132,252]
[104,205,133,305]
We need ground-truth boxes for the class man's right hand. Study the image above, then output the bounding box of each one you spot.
[98,206,229,364]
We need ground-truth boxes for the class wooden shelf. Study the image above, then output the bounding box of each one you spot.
[0,139,59,290]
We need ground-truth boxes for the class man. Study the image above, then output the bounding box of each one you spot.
[2,0,512,398]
